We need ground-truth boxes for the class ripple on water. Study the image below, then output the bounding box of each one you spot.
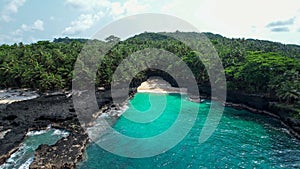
[78,93,300,169]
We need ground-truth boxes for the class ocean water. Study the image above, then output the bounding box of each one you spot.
[0,128,69,169]
[78,93,300,168]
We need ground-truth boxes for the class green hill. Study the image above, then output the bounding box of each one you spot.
[0,32,299,105]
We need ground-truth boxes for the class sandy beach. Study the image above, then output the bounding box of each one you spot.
[137,77,187,94]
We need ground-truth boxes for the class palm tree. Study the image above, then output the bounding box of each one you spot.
[276,84,299,104]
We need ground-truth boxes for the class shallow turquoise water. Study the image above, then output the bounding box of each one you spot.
[79,93,300,168]
[0,128,69,169]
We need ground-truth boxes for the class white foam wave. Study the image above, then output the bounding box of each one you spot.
[107,104,129,117]
[51,129,69,137]
[18,157,34,169]
[0,128,68,169]
[26,130,47,136]
[0,144,28,169]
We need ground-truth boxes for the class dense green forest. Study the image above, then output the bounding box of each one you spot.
[0,32,299,105]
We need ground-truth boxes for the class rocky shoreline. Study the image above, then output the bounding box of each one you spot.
[224,102,300,140]
[0,89,113,168]
[201,87,300,140]
[0,84,299,168]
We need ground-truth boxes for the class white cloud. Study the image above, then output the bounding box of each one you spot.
[65,0,111,12]
[23,20,44,31]
[13,19,44,35]
[62,0,149,35]
[123,0,149,15]
[110,0,149,19]
[1,19,44,44]
[111,2,124,16]
[161,0,300,40]
[63,0,112,35]
[65,0,149,16]
[1,0,26,22]
[62,12,104,35]
[161,0,216,31]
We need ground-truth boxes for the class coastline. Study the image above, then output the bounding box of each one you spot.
[0,90,113,168]
[224,101,300,140]
[0,82,300,168]
[202,87,300,140]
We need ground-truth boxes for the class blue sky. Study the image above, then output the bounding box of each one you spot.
[0,0,300,45]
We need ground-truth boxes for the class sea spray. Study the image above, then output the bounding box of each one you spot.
[0,128,69,169]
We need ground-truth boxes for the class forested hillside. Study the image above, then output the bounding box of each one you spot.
[0,32,299,105]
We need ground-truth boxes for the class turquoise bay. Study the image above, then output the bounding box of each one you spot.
[79,93,300,168]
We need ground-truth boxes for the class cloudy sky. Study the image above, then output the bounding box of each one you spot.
[0,0,300,45]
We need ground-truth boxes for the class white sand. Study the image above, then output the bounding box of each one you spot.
[137,77,187,94]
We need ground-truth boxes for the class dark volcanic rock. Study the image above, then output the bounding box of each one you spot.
[225,91,300,140]
[199,85,300,140]
[30,131,89,169]
[0,90,113,168]
[1,84,299,168]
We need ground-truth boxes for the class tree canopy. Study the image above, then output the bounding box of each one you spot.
[0,32,299,104]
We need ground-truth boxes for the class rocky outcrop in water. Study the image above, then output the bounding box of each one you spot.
[30,131,89,169]
[0,90,113,168]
